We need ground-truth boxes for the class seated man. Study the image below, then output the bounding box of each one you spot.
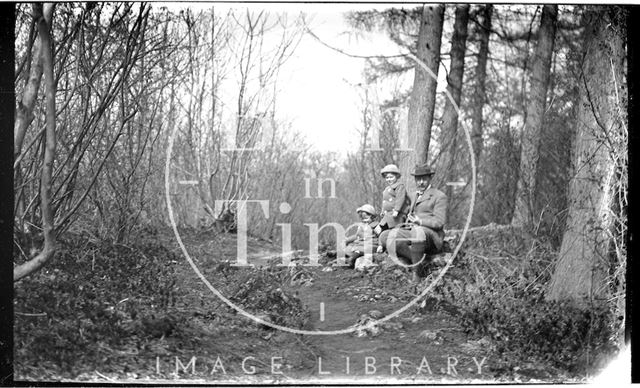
[379,163,448,282]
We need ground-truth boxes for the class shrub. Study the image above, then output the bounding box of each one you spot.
[423,232,619,375]
[14,233,181,376]
[457,279,618,373]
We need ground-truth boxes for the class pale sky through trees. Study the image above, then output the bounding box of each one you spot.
[278,7,399,154]
[162,2,411,154]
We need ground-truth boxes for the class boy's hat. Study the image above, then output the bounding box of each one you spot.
[356,204,376,216]
[411,163,435,177]
[381,164,401,177]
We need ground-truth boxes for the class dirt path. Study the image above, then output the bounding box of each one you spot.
[171,232,494,383]
[305,271,493,381]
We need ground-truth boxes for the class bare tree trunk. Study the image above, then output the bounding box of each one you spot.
[434,4,469,206]
[469,4,492,167]
[400,4,444,182]
[547,6,627,303]
[14,3,57,282]
[512,5,558,229]
[14,12,48,159]
[13,5,53,238]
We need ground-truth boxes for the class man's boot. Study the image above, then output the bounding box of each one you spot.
[409,241,426,283]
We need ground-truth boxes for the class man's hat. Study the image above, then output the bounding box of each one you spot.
[381,164,401,177]
[411,163,435,176]
[356,204,376,216]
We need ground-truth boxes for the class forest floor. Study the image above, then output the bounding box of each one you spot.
[13,226,614,384]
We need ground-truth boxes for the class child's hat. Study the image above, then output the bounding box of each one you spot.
[356,204,376,216]
[381,164,401,177]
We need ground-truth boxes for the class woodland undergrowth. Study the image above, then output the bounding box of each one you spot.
[423,225,621,378]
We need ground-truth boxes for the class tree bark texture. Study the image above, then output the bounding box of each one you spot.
[14,7,52,159]
[469,4,492,167]
[14,3,57,282]
[512,5,558,228]
[547,6,627,302]
[433,4,470,204]
[400,4,444,183]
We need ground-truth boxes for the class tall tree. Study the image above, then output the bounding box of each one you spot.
[512,5,558,228]
[14,13,44,160]
[400,4,444,181]
[547,6,627,302]
[469,4,493,167]
[433,4,470,209]
[14,3,57,281]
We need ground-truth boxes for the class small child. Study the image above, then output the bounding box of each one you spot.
[376,164,410,252]
[344,204,379,269]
